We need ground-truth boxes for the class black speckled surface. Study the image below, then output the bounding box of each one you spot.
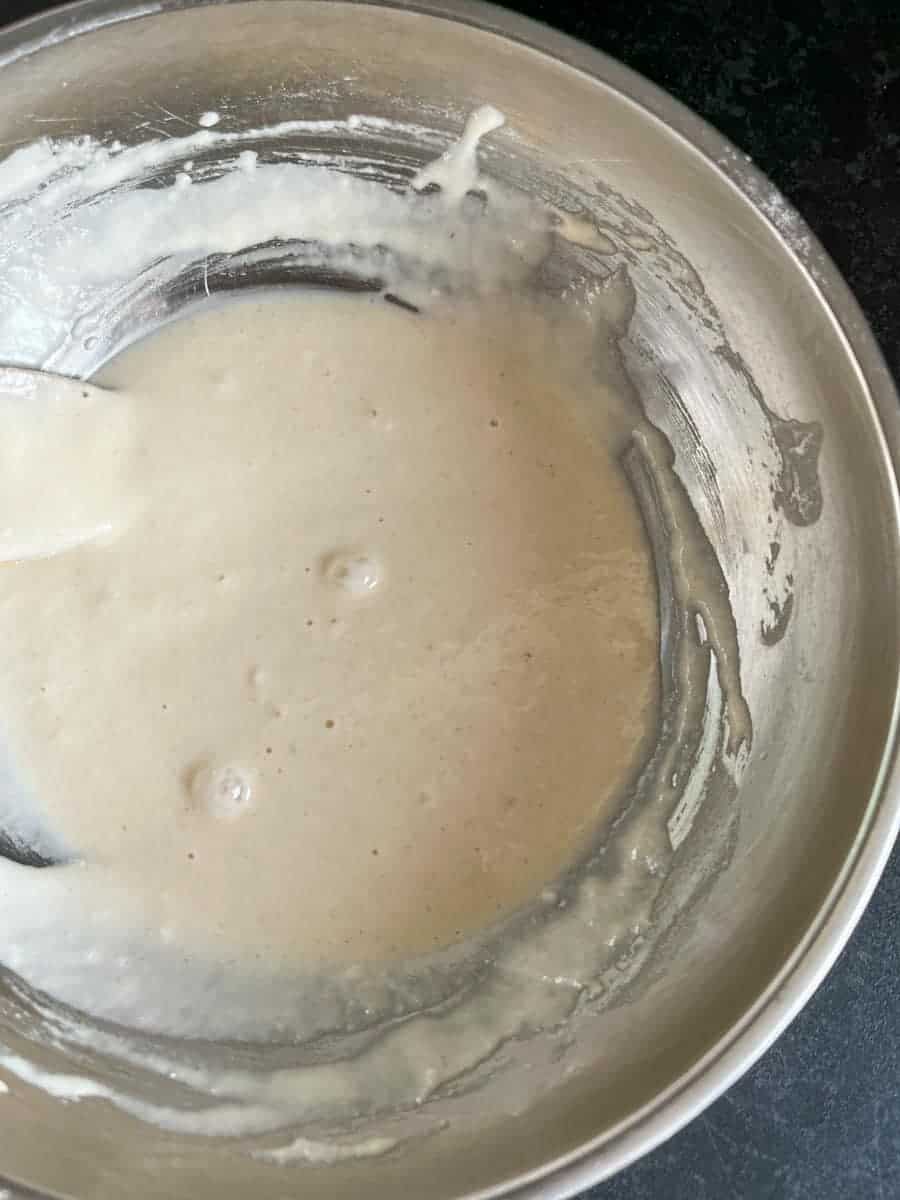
[3,1,900,1197]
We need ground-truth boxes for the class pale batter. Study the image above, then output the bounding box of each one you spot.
[0,287,657,969]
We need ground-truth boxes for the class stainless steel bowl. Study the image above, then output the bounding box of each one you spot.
[0,2,898,1197]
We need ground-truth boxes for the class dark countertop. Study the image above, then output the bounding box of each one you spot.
[4,2,900,1197]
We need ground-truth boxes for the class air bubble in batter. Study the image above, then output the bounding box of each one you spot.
[321,549,384,596]
[190,763,256,820]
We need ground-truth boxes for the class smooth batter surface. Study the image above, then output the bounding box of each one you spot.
[0,288,657,971]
